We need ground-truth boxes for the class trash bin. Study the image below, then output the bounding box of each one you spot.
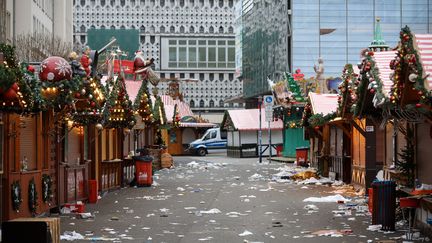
[371,180,396,231]
[88,180,98,203]
[276,145,283,157]
[133,155,153,187]
[296,147,309,166]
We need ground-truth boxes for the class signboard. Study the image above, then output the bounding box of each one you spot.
[366,126,374,132]
[263,95,274,122]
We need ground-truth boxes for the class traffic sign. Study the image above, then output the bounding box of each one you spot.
[265,109,273,122]
[263,95,274,107]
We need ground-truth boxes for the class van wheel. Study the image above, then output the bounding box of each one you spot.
[197,148,206,156]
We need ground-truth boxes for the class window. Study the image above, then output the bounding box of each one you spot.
[101,25,106,29]
[189,73,195,79]
[160,25,165,33]
[170,26,175,33]
[120,0,125,6]
[209,73,214,81]
[229,73,234,81]
[219,26,224,33]
[150,35,155,43]
[218,0,223,7]
[160,0,165,7]
[199,99,204,107]
[180,0,184,7]
[180,73,185,78]
[219,73,224,81]
[209,100,214,107]
[110,25,115,29]
[190,100,195,107]
[140,35,145,43]
[199,26,204,33]
[180,26,185,33]
[228,26,233,33]
[80,25,86,32]
[209,26,214,33]
[120,25,126,30]
[170,73,175,78]
[189,26,195,33]
[219,100,224,107]
[140,25,145,32]
[101,0,106,6]
[160,73,165,79]
[199,73,204,81]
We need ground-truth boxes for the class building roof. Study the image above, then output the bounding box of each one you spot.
[373,51,397,97]
[415,34,432,90]
[308,92,338,115]
[223,109,283,131]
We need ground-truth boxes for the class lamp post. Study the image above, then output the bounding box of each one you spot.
[258,96,262,163]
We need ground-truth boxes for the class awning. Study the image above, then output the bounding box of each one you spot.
[415,34,432,90]
[224,109,283,131]
[308,92,338,115]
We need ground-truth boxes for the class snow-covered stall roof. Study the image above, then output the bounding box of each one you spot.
[308,92,338,115]
[223,109,283,131]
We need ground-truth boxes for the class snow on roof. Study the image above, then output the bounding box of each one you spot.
[308,92,338,115]
[226,109,283,131]
[373,51,397,97]
[415,34,432,90]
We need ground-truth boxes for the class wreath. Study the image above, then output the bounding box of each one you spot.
[42,174,52,204]
[28,178,38,214]
[11,180,22,212]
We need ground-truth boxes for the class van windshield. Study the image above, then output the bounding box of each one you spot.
[203,130,217,140]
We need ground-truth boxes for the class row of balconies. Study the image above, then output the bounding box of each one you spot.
[75,0,234,10]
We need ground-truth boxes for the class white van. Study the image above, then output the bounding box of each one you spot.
[187,128,227,156]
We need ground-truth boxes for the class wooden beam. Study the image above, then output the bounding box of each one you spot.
[351,120,366,137]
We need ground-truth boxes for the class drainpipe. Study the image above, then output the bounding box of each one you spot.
[12,0,15,45]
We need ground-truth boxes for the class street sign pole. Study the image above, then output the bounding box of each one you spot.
[263,95,274,163]
[258,96,262,163]
[268,120,271,163]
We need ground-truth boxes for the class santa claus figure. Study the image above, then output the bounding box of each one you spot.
[80,46,92,77]
[133,50,154,80]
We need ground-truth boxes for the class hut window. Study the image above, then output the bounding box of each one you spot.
[19,116,37,171]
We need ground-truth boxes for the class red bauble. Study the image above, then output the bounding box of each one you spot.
[418,91,423,96]
[75,92,81,98]
[314,126,320,130]
[10,83,19,91]
[370,89,375,94]
[27,65,35,73]
[3,88,17,100]
[416,103,422,108]
[368,51,374,56]
[39,56,72,82]
[91,101,96,107]
[403,35,410,41]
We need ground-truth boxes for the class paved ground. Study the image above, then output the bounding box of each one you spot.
[59,153,410,242]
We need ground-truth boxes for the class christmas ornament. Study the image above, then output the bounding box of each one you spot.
[39,56,72,82]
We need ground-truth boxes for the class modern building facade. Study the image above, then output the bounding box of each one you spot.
[73,0,243,122]
[242,0,432,99]
[3,0,73,45]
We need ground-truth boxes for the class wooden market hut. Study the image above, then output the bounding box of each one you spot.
[302,92,338,176]
[385,27,432,234]
[221,108,283,158]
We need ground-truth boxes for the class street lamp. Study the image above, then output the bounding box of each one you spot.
[258,96,262,163]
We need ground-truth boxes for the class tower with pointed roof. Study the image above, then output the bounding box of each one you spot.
[369,17,389,52]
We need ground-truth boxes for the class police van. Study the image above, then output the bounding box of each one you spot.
[187,128,227,156]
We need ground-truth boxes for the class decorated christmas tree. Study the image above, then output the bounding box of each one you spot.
[103,75,136,129]
[285,72,306,103]
[133,79,153,124]
[152,95,167,146]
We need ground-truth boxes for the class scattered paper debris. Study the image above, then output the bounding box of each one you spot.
[303,194,351,203]
[239,230,253,236]
[60,231,85,241]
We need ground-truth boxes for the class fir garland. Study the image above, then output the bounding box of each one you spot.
[41,76,80,111]
[42,174,52,204]
[308,112,336,128]
[28,178,38,214]
[337,64,357,117]
[301,102,312,127]
[153,95,167,125]
[70,76,107,126]
[172,104,180,128]
[389,26,431,115]
[11,180,22,212]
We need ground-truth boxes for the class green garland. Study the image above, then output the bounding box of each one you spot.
[70,76,107,126]
[308,112,336,128]
[42,174,52,204]
[153,95,167,125]
[28,178,38,214]
[11,180,22,212]
[41,76,80,111]
[337,64,356,117]
[0,44,20,92]
[172,104,180,128]
[390,26,431,116]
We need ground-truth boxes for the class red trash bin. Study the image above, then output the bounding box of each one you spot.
[133,156,153,186]
[88,179,98,203]
[296,147,309,166]
[276,145,283,157]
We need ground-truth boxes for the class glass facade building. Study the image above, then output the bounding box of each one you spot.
[242,0,432,98]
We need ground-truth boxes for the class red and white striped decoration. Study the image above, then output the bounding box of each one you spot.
[414,34,432,91]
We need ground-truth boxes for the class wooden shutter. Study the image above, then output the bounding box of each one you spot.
[67,127,81,165]
[19,116,37,170]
